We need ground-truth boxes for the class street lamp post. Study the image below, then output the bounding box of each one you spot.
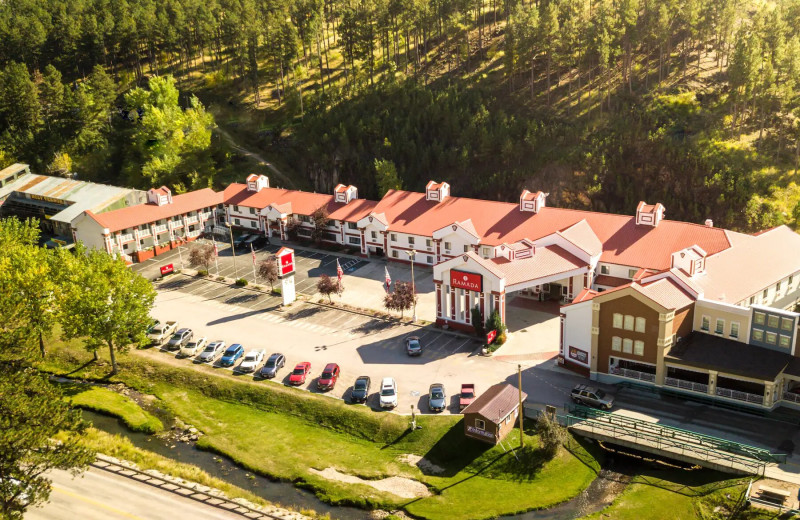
[405,249,417,323]
[226,221,238,279]
[175,235,185,270]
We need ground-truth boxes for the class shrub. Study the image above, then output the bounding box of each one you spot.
[495,331,507,346]
[217,276,225,282]
[271,287,282,296]
[197,269,209,276]
[471,305,485,337]
[536,412,568,457]
[235,278,248,286]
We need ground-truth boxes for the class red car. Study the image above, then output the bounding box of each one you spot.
[317,363,340,391]
[289,362,311,385]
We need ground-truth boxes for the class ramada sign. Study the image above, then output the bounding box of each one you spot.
[450,269,482,292]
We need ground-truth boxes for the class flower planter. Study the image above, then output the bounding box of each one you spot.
[154,244,171,256]
[135,249,155,262]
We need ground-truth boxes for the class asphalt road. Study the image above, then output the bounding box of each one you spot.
[26,467,244,520]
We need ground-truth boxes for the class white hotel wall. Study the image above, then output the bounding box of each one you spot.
[561,300,593,369]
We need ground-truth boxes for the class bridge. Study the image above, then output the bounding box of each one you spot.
[561,405,786,475]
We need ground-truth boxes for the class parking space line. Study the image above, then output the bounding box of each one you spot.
[334,315,362,330]
[453,338,474,352]
[436,335,459,350]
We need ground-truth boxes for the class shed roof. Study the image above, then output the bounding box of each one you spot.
[461,383,527,423]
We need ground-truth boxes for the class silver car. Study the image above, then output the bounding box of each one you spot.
[166,328,193,350]
[571,384,614,410]
[428,383,446,413]
[198,341,226,362]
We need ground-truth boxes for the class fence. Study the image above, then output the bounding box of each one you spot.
[664,377,708,394]
[715,387,765,405]
[609,366,656,382]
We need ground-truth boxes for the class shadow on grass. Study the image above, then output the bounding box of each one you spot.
[421,418,493,477]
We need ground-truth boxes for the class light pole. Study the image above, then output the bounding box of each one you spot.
[405,249,417,322]
[175,235,185,270]
[226,221,238,279]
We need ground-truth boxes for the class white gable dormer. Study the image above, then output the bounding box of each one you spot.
[426,181,450,202]
[246,174,270,192]
[334,184,358,204]
[636,201,665,227]
[520,190,547,213]
[671,245,707,276]
[146,186,172,206]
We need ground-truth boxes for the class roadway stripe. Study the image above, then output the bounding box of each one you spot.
[53,485,145,520]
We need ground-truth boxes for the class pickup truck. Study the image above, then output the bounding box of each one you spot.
[147,321,178,345]
[459,384,476,411]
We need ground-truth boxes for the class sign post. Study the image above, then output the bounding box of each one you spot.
[276,247,296,306]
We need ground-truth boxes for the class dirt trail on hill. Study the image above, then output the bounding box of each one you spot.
[214,126,297,189]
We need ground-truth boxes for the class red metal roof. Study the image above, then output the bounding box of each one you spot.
[223,184,376,222]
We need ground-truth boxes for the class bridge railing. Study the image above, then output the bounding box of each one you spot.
[568,405,786,464]
[562,414,766,475]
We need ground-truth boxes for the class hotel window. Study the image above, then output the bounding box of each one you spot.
[766,332,778,345]
[475,419,486,431]
[392,250,398,258]
[391,233,397,242]
[427,256,433,264]
[444,242,452,251]
[780,335,791,348]
[701,316,710,331]
[464,245,469,253]
[768,315,779,328]
[612,337,622,351]
[782,318,793,331]
[233,205,239,212]
[249,207,256,214]
[715,319,724,335]
[750,296,755,305]
[371,231,377,240]
[623,315,634,331]
[426,239,432,248]
[600,265,610,275]
[622,339,633,354]
[763,289,769,299]
[752,329,764,341]
[628,269,637,279]
[633,340,644,356]
[234,218,240,226]
[348,222,357,230]
[348,236,360,245]
[635,317,646,333]
[482,247,490,257]
[613,313,623,328]
[776,282,781,293]
[250,221,257,228]
[730,322,739,339]
[790,275,794,286]
[408,237,415,246]
[754,312,766,325]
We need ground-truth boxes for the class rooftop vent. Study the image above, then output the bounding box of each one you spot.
[636,201,665,227]
[519,190,547,214]
[246,174,270,192]
[334,184,358,204]
[146,186,172,206]
[426,181,450,202]
[704,219,713,227]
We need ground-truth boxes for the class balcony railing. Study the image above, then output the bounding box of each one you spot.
[609,366,656,383]
[715,387,764,405]
[185,215,199,224]
[169,221,183,229]
[137,229,151,237]
[119,233,134,243]
[153,224,168,234]
[664,377,708,394]
[782,391,800,404]
[186,229,201,238]
[200,211,212,220]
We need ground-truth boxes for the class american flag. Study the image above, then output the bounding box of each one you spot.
[384,266,392,290]
[251,244,256,265]
[336,259,343,283]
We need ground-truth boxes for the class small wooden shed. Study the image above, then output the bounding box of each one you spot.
[461,383,527,445]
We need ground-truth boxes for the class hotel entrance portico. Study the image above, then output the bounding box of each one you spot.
[432,249,590,333]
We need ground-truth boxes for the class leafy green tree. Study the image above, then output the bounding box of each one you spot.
[374,158,402,195]
[0,62,40,157]
[310,205,331,244]
[0,364,95,520]
[60,248,156,374]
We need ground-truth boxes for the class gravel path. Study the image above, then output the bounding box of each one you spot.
[309,468,431,499]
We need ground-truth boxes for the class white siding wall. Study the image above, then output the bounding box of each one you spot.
[563,302,593,367]
[595,263,639,280]
[693,299,751,343]
[72,216,108,252]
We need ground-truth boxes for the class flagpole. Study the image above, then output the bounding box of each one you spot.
[213,238,220,276]
[251,244,258,285]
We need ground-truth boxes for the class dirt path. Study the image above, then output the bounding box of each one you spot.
[214,126,297,189]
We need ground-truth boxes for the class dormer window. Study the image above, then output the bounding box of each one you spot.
[426,181,450,202]
[246,174,269,192]
[635,201,665,227]
[334,184,358,204]
[670,245,706,276]
[519,189,547,213]
[146,186,172,206]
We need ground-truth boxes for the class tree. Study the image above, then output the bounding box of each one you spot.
[0,364,95,520]
[535,410,568,457]
[60,248,156,374]
[484,309,506,336]
[189,243,215,270]
[317,274,341,303]
[471,305,485,337]
[258,256,280,290]
[384,281,416,318]
[310,205,331,244]
[374,158,402,196]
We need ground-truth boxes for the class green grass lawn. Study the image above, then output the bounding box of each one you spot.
[64,385,163,434]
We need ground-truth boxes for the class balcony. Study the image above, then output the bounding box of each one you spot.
[200,211,212,220]
[609,366,656,383]
[664,377,708,394]
[169,220,183,229]
[137,229,151,237]
[186,229,201,238]
[153,224,168,234]
[715,387,764,406]
[783,391,800,404]
[185,215,199,224]
[119,233,134,243]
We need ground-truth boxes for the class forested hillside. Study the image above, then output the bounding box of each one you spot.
[1,0,800,230]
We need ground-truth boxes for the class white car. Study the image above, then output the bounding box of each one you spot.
[179,337,208,358]
[379,377,398,409]
[237,349,266,373]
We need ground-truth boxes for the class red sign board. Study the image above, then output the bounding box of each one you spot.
[280,254,294,275]
[450,269,482,292]
[160,263,174,276]
[486,329,497,344]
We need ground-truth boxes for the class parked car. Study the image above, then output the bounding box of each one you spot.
[289,362,311,385]
[166,328,193,350]
[179,337,208,358]
[350,376,371,404]
[220,344,245,367]
[317,363,340,391]
[459,384,476,411]
[238,349,266,373]
[428,383,446,413]
[146,319,161,335]
[234,234,254,249]
[571,384,614,410]
[406,336,422,356]
[244,234,268,249]
[379,377,398,409]
[148,321,178,345]
[198,341,226,362]
[259,353,285,379]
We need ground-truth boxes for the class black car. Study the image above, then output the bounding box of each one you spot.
[259,353,285,379]
[233,234,254,249]
[351,376,371,404]
[244,234,269,250]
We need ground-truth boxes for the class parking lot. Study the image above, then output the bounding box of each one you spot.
[152,275,488,413]
[133,239,369,297]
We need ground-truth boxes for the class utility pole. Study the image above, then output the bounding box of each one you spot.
[518,364,524,449]
[226,221,238,279]
[406,249,417,322]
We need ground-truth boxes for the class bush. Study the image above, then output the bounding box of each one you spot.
[536,412,568,457]
[217,276,225,281]
[235,278,248,286]
[495,331,507,346]
[271,287,282,296]
[196,269,208,276]
[471,305,485,337]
